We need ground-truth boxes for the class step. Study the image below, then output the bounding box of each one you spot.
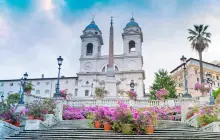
[5,135,218,140]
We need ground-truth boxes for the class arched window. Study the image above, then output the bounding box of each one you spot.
[86,43,93,56]
[129,40,135,52]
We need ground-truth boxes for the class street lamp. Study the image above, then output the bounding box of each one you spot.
[19,72,28,104]
[180,55,192,98]
[54,56,63,97]
[206,73,215,105]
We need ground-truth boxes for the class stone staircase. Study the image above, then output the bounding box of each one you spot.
[5,120,220,140]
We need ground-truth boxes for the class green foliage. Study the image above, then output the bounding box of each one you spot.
[95,87,108,98]
[213,88,220,99]
[24,82,34,91]
[149,69,177,100]
[7,93,20,105]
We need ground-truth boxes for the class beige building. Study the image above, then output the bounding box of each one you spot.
[170,58,220,97]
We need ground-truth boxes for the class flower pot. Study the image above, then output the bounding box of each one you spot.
[202,123,208,127]
[146,125,154,134]
[34,117,44,121]
[94,121,102,128]
[4,120,12,124]
[28,115,34,120]
[25,90,31,95]
[121,124,133,134]
[104,122,111,131]
[13,122,20,127]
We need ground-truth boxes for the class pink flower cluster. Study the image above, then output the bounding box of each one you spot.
[127,90,137,100]
[62,101,181,121]
[60,90,67,99]
[194,83,201,90]
[156,88,169,100]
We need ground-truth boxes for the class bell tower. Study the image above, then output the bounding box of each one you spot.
[80,20,103,58]
[122,17,143,56]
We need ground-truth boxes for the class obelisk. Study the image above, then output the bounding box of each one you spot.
[105,17,117,97]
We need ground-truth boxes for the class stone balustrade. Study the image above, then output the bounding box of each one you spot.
[201,122,220,132]
[25,114,59,130]
[0,120,22,139]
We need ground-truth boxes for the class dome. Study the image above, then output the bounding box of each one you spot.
[125,17,140,29]
[85,20,100,31]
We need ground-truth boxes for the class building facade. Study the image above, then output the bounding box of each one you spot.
[0,17,146,99]
[170,58,220,97]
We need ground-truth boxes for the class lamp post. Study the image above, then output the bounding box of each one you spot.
[54,56,63,98]
[206,73,215,105]
[180,55,192,98]
[19,72,28,104]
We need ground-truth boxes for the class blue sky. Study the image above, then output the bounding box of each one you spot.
[1,0,220,91]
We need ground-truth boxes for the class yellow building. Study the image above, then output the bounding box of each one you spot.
[170,58,220,97]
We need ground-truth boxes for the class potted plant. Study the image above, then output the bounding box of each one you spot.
[24,82,34,94]
[43,99,56,114]
[126,90,137,100]
[112,101,134,134]
[103,107,113,131]
[145,110,157,134]
[198,106,218,127]
[27,101,45,121]
[199,83,210,96]
[156,88,169,100]
[60,90,68,99]
[95,87,108,99]
[186,106,199,119]
[93,107,105,128]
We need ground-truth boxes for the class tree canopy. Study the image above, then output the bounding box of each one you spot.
[149,69,177,100]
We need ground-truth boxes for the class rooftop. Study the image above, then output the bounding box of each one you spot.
[170,58,220,74]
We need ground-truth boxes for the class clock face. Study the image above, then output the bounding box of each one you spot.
[84,62,92,70]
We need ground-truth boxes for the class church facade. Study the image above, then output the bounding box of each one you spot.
[77,17,145,98]
[0,17,146,99]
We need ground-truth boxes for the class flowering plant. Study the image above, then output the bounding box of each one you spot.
[126,90,137,100]
[198,106,218,126]
[199,83,210,95]
[186,105,199,119]
[60,90,68,99]
[43,99,56,114]
[194,83,201,91]
[156,88,169,100]
[95,87,108,98]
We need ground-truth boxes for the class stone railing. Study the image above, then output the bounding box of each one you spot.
[0,120,22,139]
[25,114,59,130]
[201,122,220,132]
[185,114,200,128]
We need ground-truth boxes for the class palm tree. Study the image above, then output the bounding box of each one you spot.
[187,25,211,83]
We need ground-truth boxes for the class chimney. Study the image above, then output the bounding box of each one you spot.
[42,74,44,78]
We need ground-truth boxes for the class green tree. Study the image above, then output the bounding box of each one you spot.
[7,93,20,105]
[213,88,220,99]
[149,69,177,100]
[187,25,211,83]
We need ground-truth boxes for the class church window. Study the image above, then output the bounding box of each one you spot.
[85,90,89,96]
[75,89,78,96]
[95,32,98,34]
[102,66,106,72]
[115,66,119,71]
[129,40,136,52]
[86,81,89,85]
[86,43,93,56]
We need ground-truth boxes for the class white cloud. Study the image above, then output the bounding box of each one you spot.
[1,0,220,92]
